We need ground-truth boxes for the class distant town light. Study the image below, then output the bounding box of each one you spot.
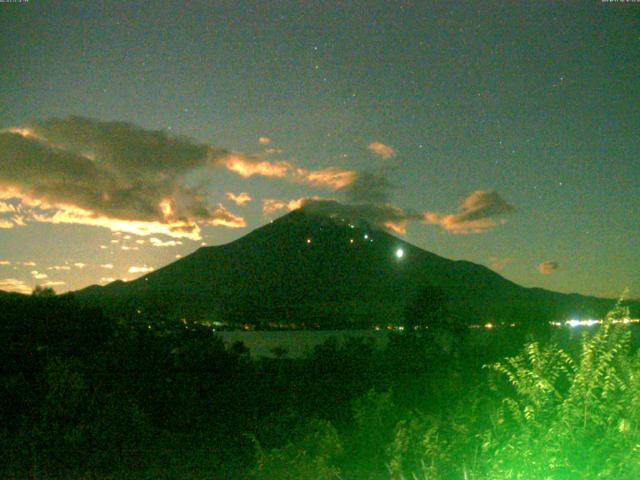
[306,238,312,244]
[395,248,404,259]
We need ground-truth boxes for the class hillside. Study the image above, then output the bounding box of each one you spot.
[70,208,635,328]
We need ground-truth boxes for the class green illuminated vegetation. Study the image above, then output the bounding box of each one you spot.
[0,291,638,479]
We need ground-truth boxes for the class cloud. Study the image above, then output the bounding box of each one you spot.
[223,154,357,190]
[262,196,326,215]
[263,148,283,155]
[100,277,116,283]
[1,117,363,238]
[300,199,421,235]
[48,265,71,271]
[423,190,514,234]
[0,278,31,294]
[258,136,272,145]
[0,117,246,239]
[489,257,514,270]
[368,141,396,160]
[0,200,26,228]
[149,237,182,247]
[224,154,291,178]
[226,192,253,206]
[0,260,11,266]
[128,265,154,274]
[300,167,358,190]
[21,261,36,266]
[0,201,14,213]
[31,271,48,279]
[42,281,65,287]
[100,263,114,269]
[341,171,393,204]
[538,261,559,274]
[74,263,87,269]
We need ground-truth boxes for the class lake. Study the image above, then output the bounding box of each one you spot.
[216,324,640,358]
[216,329,388,358]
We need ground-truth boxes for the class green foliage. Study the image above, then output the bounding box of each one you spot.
[2,292,639,479]
[481,298,640,479]
[349,389,400,476]
[251,418,343,480]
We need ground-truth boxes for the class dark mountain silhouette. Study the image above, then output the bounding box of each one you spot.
[72,208,636,327]
[73,208,634,327]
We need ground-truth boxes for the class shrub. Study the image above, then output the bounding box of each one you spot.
[251,418,342,480]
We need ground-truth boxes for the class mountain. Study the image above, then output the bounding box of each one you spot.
[75,209,636,328]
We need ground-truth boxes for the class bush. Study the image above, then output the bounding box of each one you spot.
[251,418,343,480]
[481,299,640,479]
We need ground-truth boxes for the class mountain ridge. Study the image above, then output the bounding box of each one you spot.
[70,208,636,327]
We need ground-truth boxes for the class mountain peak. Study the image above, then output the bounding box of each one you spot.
[74,208,634,326]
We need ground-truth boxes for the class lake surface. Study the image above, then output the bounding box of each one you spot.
[216,329,388,358]
[216,325,640,358]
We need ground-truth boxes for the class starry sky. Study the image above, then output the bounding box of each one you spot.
[0,1,638,298]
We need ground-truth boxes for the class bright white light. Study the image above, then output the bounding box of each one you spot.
[395,248,404,259]
[364,234,369,240]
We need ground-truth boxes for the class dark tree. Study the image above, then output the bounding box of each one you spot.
[32,285,56,298]
[404,285,448,331]
[404,285,466,354]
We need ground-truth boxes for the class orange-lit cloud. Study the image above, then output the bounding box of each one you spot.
[0,118,245,240]
[223,154,357,190]
[296,167,358,190]
[423,190,514,234]
[1,117,364,239]
[150,237,183,247]
[368,141,396,160]
[262,196,327,215]
[258,136,272,145]
[128,265,154,274]
[538,261,559,274]
[489,257,515,270]
[226,191,253,206]
[0,278,31,294]
[224,154,291,178]
[31,271,48,279]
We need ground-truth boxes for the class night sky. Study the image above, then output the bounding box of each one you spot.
[0,1,638,298]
